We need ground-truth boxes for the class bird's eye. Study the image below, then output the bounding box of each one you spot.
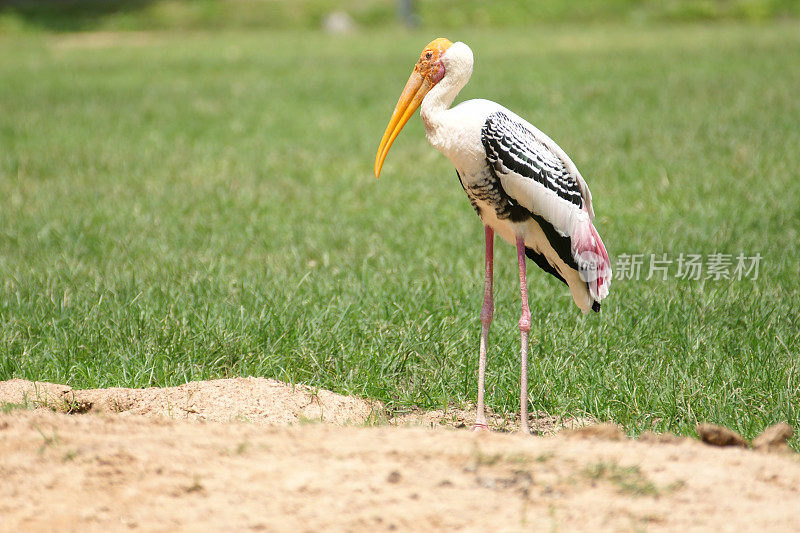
[425,51,432,59]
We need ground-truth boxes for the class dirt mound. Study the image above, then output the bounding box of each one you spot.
[2,378,799,531]
[0,378,594,435]
[1,408,799,531]
[0,377,379,426]
[391,405,595,435]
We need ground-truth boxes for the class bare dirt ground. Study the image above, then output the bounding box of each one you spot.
[1,378,799,532]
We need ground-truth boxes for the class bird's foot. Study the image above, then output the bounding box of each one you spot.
[471,422,490,433]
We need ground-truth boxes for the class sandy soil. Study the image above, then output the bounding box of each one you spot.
[1,379,799,532]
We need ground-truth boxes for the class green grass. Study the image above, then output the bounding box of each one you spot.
[1,22,799,445]
[582,461,659,496]
[1,0,798,34]
[1,401,32,414]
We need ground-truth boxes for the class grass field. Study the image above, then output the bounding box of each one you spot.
[1,22,799,443]
[2,0,798,33]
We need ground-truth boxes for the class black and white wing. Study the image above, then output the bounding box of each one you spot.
[481,110,595,231]
[481,110,611,304]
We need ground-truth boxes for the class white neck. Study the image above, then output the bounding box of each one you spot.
[420,42,474,138]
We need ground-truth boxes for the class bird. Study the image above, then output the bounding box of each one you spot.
[374,38,611,434]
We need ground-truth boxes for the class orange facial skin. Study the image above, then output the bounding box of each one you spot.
[375,38,454,178]
[414,37,452,85]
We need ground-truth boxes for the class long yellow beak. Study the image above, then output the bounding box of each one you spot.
[374,70,433,178]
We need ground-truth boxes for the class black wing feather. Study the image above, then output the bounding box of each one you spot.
[481,111,583,208]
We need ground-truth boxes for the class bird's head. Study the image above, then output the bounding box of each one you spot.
[374,37,454,179]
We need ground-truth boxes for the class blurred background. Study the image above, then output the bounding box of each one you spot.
[1,0,798,33]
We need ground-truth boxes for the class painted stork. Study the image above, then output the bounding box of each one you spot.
[374,38,611,434]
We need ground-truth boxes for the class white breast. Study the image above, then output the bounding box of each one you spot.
[423,99,501,173]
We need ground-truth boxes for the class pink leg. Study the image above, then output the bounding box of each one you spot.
[472,226,494,432]
[515,235,532,434]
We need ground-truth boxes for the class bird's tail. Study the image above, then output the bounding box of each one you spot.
[571,216,611,307]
